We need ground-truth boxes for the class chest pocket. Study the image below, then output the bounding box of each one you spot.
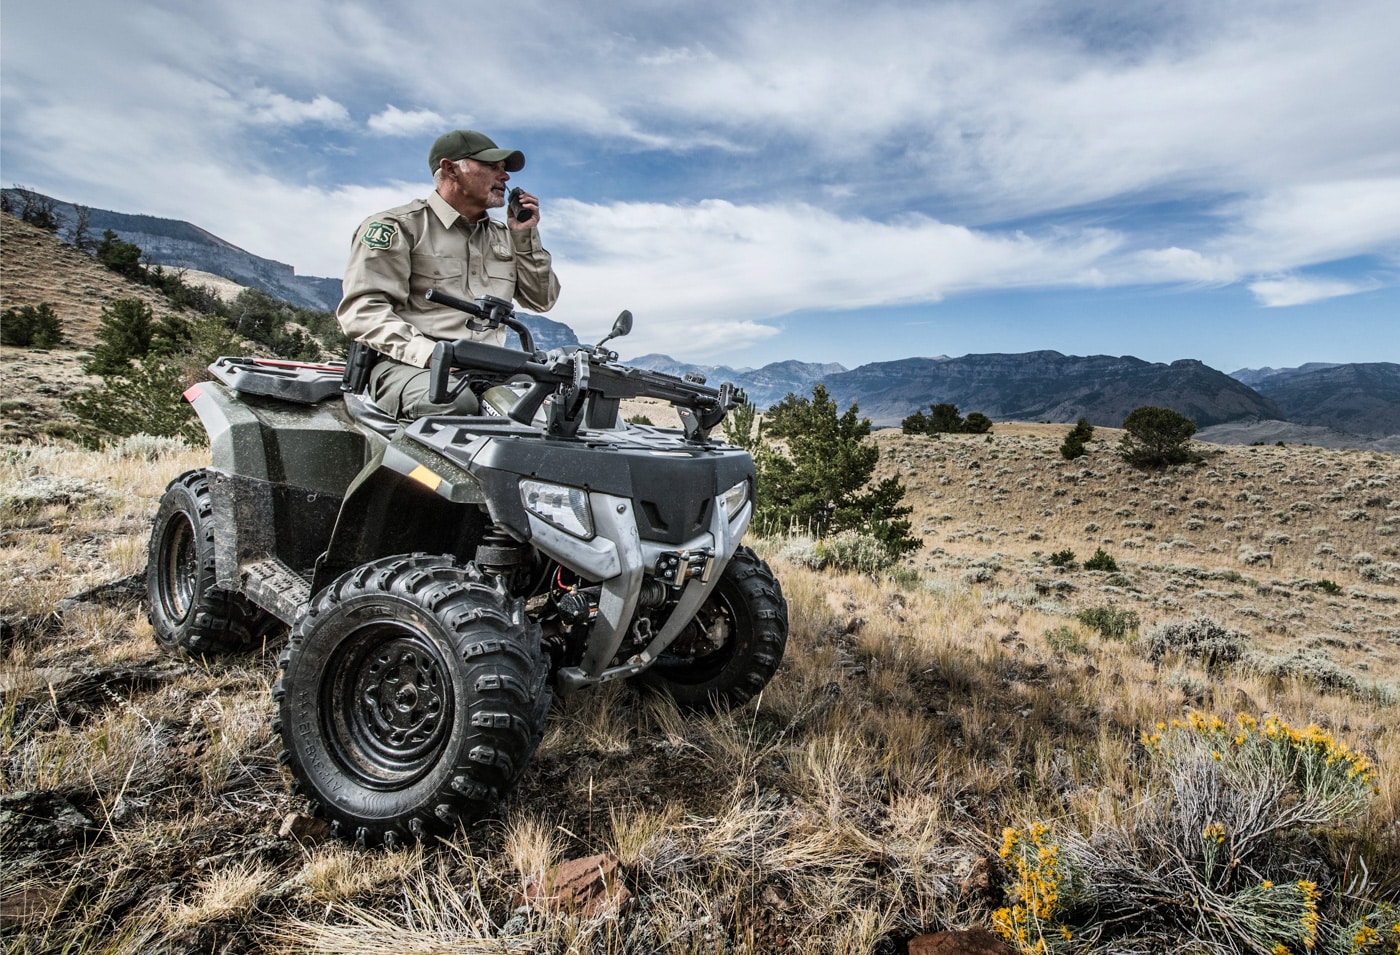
[481,243,517,293]
[409,253,465,300]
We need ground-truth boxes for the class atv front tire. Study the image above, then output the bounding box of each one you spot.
[275,554,551,848]
[147,469,276,656]
[636,546,788,711]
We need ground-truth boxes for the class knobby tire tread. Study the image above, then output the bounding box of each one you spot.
[276,553,550,848]
[637,546,789,712]
[147,469,275,657]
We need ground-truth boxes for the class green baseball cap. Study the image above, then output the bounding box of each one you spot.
[428,130,525,172]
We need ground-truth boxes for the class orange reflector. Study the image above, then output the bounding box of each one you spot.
[408,465,442,491]
[183,384,202,402]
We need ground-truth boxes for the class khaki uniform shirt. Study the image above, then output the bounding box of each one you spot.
[337,190,561,367]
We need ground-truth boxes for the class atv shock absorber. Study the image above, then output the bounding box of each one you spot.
[475,523,527,583]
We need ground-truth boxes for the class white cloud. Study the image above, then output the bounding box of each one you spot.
[367,105,447,137]
[399,0,1400,221]
[1249,275,1379,308]
[2,0,1397,367]
[1126,247,1239,285]
[246,90,349,127]
[1215,178,1400,272]
[542,199,1122,357]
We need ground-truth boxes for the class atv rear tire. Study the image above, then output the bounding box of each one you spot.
[275,554,551,848]
[635,546,788,711]
[147,469,276,656]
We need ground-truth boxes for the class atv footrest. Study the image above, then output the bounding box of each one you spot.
[242,557,311,624]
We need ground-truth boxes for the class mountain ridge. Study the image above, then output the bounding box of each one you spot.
[1247,363,1400,437]
[2,188,343,312]
[1228,362,1344,387]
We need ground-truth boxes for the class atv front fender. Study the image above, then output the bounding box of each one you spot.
[311,436,492,593]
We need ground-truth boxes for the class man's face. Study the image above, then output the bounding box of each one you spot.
[455,158,509,209]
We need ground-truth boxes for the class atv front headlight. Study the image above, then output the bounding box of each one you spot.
[521,479,595,539]
[721,479,750,521]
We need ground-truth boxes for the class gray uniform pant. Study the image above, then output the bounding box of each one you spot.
[368,355,480,420]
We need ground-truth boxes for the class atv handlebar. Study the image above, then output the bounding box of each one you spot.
[424,289,537,355]
[425,292,744,442]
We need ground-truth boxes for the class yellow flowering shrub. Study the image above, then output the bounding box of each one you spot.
[994,711,1391,955]
[991,823,1082,954]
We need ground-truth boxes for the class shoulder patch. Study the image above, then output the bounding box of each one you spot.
[361,221,397,250]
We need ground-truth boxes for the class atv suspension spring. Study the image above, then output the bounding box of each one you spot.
[476,524,525,579]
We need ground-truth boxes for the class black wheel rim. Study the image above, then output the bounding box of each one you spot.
[157,514,198,624]
[324,624,454,787]
[656,589,740,684]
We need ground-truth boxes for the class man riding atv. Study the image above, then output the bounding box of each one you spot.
[337,128,560,420]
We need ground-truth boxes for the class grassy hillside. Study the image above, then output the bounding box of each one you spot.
[873,424,1400,683]
[3,424,1397,953]
[1,210,212,443]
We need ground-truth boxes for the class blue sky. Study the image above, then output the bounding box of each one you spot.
[2,0,1397,372]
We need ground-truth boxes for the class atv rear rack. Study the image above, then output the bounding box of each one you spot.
[207,357,346,405]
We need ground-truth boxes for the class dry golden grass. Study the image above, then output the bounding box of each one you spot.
[166,860,273,927]
[2,429,1397,953]
[876,427,1400,684]
[295,844,424,906]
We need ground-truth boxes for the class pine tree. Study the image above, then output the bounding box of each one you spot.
[928,403,964,433]
[757,384,920,562]
[1,303,63,348]
[963,412,993,434]
[67,313,234,445]
[1118,406,1197,468]
[85,298,155,376]
[722,399,758,450]
[96,230,145,280]
[1060,416,1094,459]
[901,409,929,435]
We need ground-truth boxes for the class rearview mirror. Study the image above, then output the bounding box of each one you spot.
[611,309,633,339]
[596,310,633,350]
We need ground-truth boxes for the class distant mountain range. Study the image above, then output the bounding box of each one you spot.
[8,189,1395,448]
[630,349,1399,445]
[1226,362,1343,387]
[1246,363,1400,438]
[627,355,848,408]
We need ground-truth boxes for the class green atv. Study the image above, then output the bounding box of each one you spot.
[146,292,788,848]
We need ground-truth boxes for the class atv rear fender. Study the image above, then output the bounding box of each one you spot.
[183,375,378,596]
